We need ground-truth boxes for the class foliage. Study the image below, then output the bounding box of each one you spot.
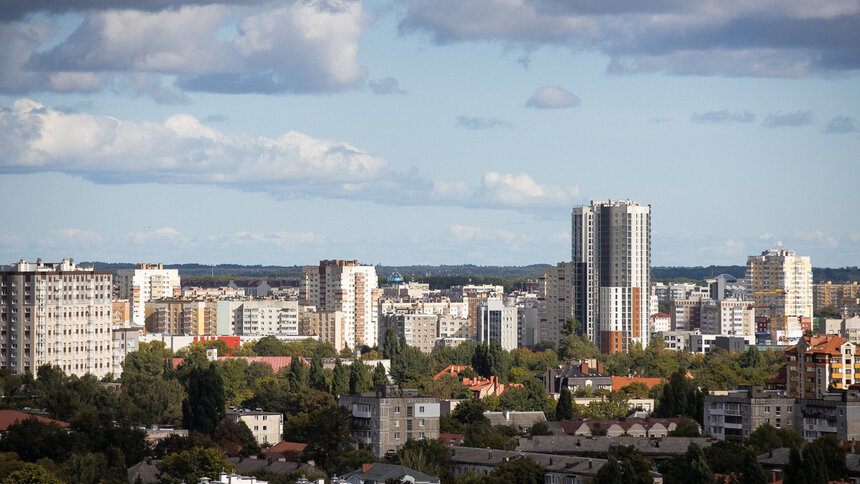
[556,387,575,420]
[213,419,261,457]
[332,357,350,396]
[283,404,355,474]
[529,421,553,436]
[254,336,286,356]
[668,417,700,437]
[814,305,842,319]
[157,446,232,484]
[499,379,546,411]
[391,438,453,483]
[349,359,373,394]
[309,354,329,392]
[471,343,511,382]
[703,441,747,474]
[182,363,226,435]
[661,443,715,484]
[372,361,389,386]
[620,382,650,399]
[487,456,545,484]
[654,369,705,423]
[783,434,847,484]
[745,424,802,455]
[6,463,63,484]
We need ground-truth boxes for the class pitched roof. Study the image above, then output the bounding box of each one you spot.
[485,411,547,429]
[0,410,69,431]
[433,364,472,380]
[516,435,715,457]
[127,459,160,484]
[171,356,309,372]
[267,441,307,453]
[786,334,849,356]
[439,433,465,446]
[343,463,440,484]
[229,457,322,475]
[611,376,664,391]
[555,417,687,435]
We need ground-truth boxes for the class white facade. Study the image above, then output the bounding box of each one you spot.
[301,260,379,348]
[239,300,299,337]
[572,199,651,354]
[1,259,113,377]
[746,246,813,335]
[477,300,517,351]
[700,300,755,336]
[116,263,181,326]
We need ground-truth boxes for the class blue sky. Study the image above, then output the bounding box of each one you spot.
[1,0,859,267]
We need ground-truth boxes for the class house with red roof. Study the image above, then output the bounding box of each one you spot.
[0,410,69,434]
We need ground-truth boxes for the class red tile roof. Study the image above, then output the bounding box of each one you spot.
[611,376,664,392]
[171,356,309,372]
[786,334,848,356]
[267,441,307,453]
[439,433,465,446]
[0,410,69,431]
[433,365,472,380]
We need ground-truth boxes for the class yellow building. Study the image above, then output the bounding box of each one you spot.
[785,334,857,398]
[298,307,346,351]
[146,298,218,335]
[747,246,813,337]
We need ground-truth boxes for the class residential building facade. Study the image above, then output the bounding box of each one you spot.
[339,385,440,457]
[115,263,181,326]
[476,300,517,351]
[301,260,379,348]
[704,387,797,442]
[536,262,574,344]
[786,334,857,398]
[746,247,813,340]
[226,409,283,445]
[572,199,651,354]
[0,259,113,377]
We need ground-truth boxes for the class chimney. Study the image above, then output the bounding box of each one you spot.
[581,362,589,374]
[597,362,604,374]
[588,459,593,469]
[362,463,374,473]
[768,450,773,458]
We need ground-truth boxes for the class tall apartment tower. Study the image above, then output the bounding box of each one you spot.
[0,259,113,377]
[301,260,379,349]
[572,199,651,354]
[746,246,812,339]
[116,263,181,326]
[536,262,574,344]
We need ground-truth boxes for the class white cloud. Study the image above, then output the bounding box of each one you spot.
[760,232,773,240]
[763,110,813,128]
[690,110,756,124]
[525,86,580,109]
[449,224,530,243]
[208,231,323,249]
[0,99,583,210]
[43,228,103,246]
[127,227,196,247]
[1,1,369,96]
[797,230,840,248]
[0,234,27,250]
[400,0,860,78]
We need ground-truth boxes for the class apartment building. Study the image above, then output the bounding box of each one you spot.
[786,334,857,398]
[339,385,440,457]
[378,312,439,354]
[226,409,283,445]
[301,260,379,348]
[0,259,113,377]
[704,386,797,442]
[298,307,346,351]
[111,327,139,378]
[814,281,860,311]
[536,262,574,344]
[747,247,813,340]
[238,300,299,337]
[146,298,218,335]
[116,263,181,326]
[700,300,756,336]
[476,300,517,351]
[572,199,651,353]
[798,391,860,442]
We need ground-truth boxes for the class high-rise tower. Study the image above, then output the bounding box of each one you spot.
[746,246,812,341]
[572,199,651,353]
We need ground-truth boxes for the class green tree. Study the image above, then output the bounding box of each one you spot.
[213,419,261,457]
[529,421,552,436]
[382,328,400,360]
[283,404,354,473]
[287,356,309,393]
[122,341,172,377]
[215,357,250,406]
[393,438,453,483]
[489,456,544,484]
[655,369,705,423]
[6,463,63,484]
[332,357,350,396]
[594,455,626,484]
[182,364,226,435]
[738,449,768,484]
[349,359,373,394]
[157,446,232,484]
[308,354,328,392]
[620,382,650,399]
[253,336,286,356]
[704,441,747,474]
[814,305,842,319]
[373,362,388,386]
[745,424,803,455]
[556,387,575,420]
[664,443,714,484]
[668,417,700,437]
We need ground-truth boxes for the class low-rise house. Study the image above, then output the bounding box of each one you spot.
[537,361,612,395]
[448,446,608,483]
[341,463,440,484]
[516,435,715,461]
[0,410,69,434]
[439,433,465,446]
[462,376,522,399]
[229,456,323,480]
[610,376,664,392]
[226,410,283,445]
[555,417,693,438]
[485,411,546,432]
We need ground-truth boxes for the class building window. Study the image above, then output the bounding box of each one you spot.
[395,432,400,440]
[419,419,425,427]
[394,406,400,414]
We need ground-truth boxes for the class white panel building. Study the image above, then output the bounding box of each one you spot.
[116,263,180,326]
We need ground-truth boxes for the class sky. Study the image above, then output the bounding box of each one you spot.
[0,0,859,268]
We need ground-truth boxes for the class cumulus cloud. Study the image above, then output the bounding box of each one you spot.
[368,77,406,95]
[455,115,513,130]
[399,0,860,77]
[0,98,581,210]
[0,1,369,96]
[826,115,858,134]
[525,86,580,109]
[44,228,103,247]
[763,110,813,127]
[690,110,755,124]
[449,224,529,243]
[209,231,323,249]
[127,227,196,247]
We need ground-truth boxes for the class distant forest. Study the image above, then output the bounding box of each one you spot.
[85,262,860,285]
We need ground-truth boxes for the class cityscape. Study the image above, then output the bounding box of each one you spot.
[1,198,859,483]
[1,0,859,483]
